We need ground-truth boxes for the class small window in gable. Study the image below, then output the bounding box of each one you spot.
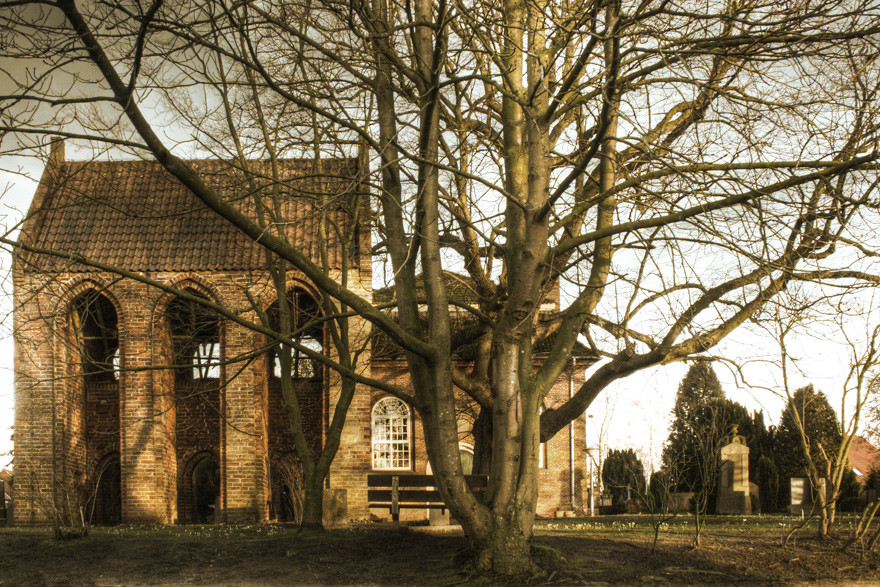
[371,397,412,470]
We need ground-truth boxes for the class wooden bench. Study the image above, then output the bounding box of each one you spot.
[367,473,488,527]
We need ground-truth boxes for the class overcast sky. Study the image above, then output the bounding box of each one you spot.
[0,155,41,468]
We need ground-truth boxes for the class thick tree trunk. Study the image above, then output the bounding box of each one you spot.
[474,506,534,574]
[300,474,324,530]
[470,335,540,574]
[471,407,493,476]
[818,497,831,539]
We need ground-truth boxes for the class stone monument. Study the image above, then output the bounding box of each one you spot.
[716,435,751,514]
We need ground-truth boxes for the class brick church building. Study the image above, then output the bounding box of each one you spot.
[12,142,591,526]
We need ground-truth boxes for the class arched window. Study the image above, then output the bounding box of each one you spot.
[371,397,411,470]
[267,288,323,380]
[167,289,221,380]
[459,444,474,475]
[72,291,119,382]
[69,291,122,524]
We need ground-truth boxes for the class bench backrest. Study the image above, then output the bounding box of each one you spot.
[367,473,488,505]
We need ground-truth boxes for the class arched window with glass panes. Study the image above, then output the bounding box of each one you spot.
[371,397,412,470]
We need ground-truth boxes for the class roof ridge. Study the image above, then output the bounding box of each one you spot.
[16,155,365,273]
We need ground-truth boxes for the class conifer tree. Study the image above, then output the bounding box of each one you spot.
[601,449,646,513]
[661,361,726,492]
[774,385,842,506]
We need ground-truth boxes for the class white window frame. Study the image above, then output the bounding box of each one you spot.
[193,341,220,379]
[273,337,322,379]
[538,407,548,469]
[371,397,412,470]
[111,348,120,381]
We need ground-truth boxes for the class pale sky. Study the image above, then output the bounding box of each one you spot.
[0,154,41,469]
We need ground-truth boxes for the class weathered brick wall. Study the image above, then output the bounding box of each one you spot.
[222,314,262,522]
[122,279,173,524]
[267,379,324,461]
[14,268,350,526]
[13,270,57,526]
[538,367,588,516]
[150,307,178,524]
[323,273,373,522]
[14,259,584,527]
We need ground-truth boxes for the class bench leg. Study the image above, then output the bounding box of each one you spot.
[391,476,400,530]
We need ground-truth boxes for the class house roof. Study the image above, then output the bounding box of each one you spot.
[0,468,10,499]
[371,313,595,362]
[371,272,588,362]
[18,154,365,273]
[849,435,880,484]
[373,272,486,307]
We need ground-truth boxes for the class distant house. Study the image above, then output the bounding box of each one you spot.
[849,436,880,486]
[0,468,11,525]
[13,142,592,527]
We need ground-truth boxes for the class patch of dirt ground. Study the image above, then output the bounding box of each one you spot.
[1,524,880,585]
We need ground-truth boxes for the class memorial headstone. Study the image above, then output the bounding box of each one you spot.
[789,477,827,515]
[789,477,806,515]
[716,435,751,514]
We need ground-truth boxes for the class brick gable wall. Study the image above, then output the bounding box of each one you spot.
[13,266,373,526]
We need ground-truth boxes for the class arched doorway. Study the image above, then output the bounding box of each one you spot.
[91,453,121,526]
[191,454,220,524]
[271,454,304,523]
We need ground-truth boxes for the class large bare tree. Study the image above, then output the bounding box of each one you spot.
[4,0,880,573]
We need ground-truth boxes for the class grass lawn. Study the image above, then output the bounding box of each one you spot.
[0,515,878,585]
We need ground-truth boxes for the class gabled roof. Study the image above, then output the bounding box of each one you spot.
[18,152,365,273]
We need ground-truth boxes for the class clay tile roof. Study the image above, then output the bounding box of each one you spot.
[18,157,364,273]
[849,436,880,485]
